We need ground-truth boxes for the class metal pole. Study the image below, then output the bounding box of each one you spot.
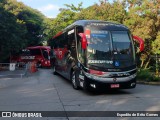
[158,57,159,77]
[156,54,159,77]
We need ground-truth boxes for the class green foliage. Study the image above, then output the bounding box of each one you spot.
[153,76,160,82]
[137,69,153,81]
[137,69,160,81]
[75,1,126,23]
[0,2,27,62]
[152,32,160,54]
[44,2,83,39]
[124,0,160,68]
[64,2,83,12]
[0,0,47,62]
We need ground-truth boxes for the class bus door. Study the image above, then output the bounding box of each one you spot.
[41,49,50,66]
[63,28,78,78]
[60,33,71,77]
[42,49,50,60]
[60,46,68,76]
[54,44,62,71]
[54,34,68,74]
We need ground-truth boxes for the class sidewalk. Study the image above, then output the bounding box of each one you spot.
[137,80,160,85]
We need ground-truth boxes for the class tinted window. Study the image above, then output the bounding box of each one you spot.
[51,33,66,49]
[76,26,84,63]
[42,49,49,60]
[89,30,110,52]
[30,49,41,55]
[87,30,111,60]
[21,49,30,56]
[112,31,132,56]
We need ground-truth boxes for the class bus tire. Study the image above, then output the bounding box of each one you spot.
[53,67,57,75]
[71,71,80,90]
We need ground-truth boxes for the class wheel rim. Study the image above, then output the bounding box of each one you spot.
[72,72,76,87]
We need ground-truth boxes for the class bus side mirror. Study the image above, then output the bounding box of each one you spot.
[79,33,87,49]
[133,35,144,52]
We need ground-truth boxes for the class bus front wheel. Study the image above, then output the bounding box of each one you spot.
[71,71,80,90]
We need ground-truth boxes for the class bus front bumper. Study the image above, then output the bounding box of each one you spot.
[83,72,137,89]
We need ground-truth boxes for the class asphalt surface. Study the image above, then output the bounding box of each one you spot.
[0,69,160,120]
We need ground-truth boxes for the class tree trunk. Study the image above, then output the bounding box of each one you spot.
[140,60,144,68]
[144,57,151,69]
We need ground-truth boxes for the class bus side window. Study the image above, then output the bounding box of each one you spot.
[42,49,49,60]
[52,39,58,49]
[68,30,76,51]
[62,33,67,49]
[76,26,84,63]
[59,35,64,49]
[67,29,79,62]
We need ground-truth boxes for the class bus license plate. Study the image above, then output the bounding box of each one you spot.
[111,84,119,88]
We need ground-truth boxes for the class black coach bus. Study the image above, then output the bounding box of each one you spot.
[49,20,144,91]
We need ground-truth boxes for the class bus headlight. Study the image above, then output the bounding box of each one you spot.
[90,84,96,88]
[131,82,136,87]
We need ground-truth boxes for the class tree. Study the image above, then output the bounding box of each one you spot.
[124,0,160,68]
[0,0,47,62]
[45,3,83,40]
[3,0,47,46]
[64,2,83,12]
[75,0,126,23]
[0,2,27,62]
[152,32,160,54]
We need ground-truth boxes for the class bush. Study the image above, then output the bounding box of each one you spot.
[137,69,153,81]
[137,69,160,81]
[152,76,160,81]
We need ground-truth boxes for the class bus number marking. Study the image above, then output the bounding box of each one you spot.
[88,60,113,64]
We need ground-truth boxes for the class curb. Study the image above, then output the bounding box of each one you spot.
[137,81,160,85]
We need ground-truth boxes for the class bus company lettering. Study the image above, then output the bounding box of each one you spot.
[90,23,127,29]
[88,60,113,64]
[21,56,35,60]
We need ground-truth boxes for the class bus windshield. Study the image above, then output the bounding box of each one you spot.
[29,49,41,56]
[87,30,135,68]
[112,31,134,59]
[87,30,111,60]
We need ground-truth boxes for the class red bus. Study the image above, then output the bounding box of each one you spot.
[49,20,144,91]
[11,46,51,67]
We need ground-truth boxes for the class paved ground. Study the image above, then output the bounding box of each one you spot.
[0,69,160,120]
